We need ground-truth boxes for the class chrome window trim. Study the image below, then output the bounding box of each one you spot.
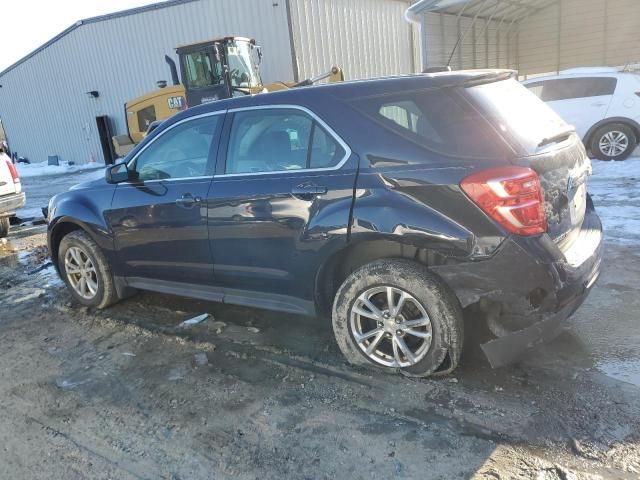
[125,109,227,176]
[119,175,214,186]
[216,104,352,178]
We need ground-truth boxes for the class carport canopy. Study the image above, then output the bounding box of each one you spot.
[406,0,560,72]
[407,0,559,24]
[406,0,640,76]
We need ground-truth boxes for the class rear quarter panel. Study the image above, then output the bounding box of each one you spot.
[332,96,507,260]
[351,163,506,260]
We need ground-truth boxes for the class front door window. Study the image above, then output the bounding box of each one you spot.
[132,115,220,181]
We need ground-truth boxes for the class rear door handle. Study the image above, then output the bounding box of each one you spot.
[291,184,328,199]
[176,193,201,209]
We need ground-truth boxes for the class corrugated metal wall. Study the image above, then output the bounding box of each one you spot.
[0,0,294,165]
[517,0,640,76]
[288,0,418,81]
[422,12,513,70]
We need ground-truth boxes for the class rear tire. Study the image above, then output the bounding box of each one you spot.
[0,218,9,238]
[332,259,463,377]
[58,230,119,309]
[590,123,637,161]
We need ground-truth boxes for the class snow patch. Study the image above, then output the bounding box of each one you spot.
[589,156,640,245]
[16,161,103,178]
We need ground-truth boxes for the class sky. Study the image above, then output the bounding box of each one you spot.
[1,0,161,71]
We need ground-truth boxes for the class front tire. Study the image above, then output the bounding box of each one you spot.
[332,259,463,377]
[58,230,119,309]
[0,217,9,238]
[590,123,637,161]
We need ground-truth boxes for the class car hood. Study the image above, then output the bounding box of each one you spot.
[69,176,108,191]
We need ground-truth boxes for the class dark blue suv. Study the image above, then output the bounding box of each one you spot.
[48,70,603,376]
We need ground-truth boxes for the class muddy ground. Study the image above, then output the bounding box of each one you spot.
[1,176,639,479]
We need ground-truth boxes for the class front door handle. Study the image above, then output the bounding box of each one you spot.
[291,184,328,199]
[176,193,201,209]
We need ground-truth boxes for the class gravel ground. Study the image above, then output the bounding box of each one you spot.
[0,163,638,479]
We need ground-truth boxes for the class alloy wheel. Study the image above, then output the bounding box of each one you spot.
[64,246,99,300]
[349,286,433,368]
[599,130,629,158]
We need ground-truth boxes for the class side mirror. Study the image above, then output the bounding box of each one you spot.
[105,161,132,184]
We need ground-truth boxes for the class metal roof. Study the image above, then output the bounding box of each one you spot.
[407,0,560,24]
[0,0,200,78]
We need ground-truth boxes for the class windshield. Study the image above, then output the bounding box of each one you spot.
[225,41,262,88]
[466,78,569,154]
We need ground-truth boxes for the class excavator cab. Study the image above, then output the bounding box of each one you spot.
[115,35,343,157]
[176,37,263,106]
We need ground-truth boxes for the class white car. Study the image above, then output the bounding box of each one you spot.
[522,67,640,160]
[0,153,25,238]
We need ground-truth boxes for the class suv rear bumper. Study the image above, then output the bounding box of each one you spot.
[0,191,26,217]
[432,203,603,367]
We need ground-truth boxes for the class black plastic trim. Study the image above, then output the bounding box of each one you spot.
[125,277,315,316]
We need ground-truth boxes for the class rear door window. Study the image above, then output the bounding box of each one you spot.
[225,108,346,174]
[351,88,509,160]
[526,77,617,102]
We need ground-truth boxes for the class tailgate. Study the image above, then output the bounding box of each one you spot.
[464,78,592,246]
[516,136,591,245]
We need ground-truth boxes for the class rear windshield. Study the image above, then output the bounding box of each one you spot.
[350,87,510,160]
[467,78,569,154]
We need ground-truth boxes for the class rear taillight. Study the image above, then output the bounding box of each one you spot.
[460,166,547,236]
[5,159,19,185]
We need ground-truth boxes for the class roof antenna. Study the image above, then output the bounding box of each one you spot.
[446,0,490,68]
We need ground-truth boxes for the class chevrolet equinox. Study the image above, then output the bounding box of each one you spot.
[47,70,603,376]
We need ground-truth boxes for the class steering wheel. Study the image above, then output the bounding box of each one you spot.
[139,166,170,181]
[184,163,202,177]
[229,68,240,82]
[162,147,186,164]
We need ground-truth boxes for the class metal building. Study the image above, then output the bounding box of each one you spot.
[407,0,640,76]
[0,0,417,165]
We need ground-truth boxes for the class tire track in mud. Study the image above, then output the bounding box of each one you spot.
[19,411,151,480]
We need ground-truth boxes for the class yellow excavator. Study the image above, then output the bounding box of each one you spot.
[113,36,343,156]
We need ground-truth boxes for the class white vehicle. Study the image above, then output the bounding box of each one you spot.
[522,67,640,160]
[0,153,25,237]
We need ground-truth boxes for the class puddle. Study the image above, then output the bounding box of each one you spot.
[0,253,19,268]
[596,359,640,387]
[55,376,92,390]
[0,248,31,266]
[0,247,64,294]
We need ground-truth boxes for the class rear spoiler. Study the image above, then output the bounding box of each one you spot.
[460,70,517,88]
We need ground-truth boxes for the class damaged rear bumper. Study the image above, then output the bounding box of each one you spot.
[480,264,599,367]
[432,206,603,368]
